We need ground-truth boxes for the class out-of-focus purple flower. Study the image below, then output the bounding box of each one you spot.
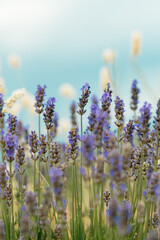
[7,113,18,135]
[148,172,160,199]
[103,130,117,157]
[77,83,91,115]
[94,154,105,183]
[35,85,46,114]
[118,202,132,236]
[49,167,63,199]
[43,97,56,129]
[4,133,17,162]
[70,101,77,126]
[25,191,37,216]
[91,94,99,106]
[114,96,125,127]
[81,133,94,166]
[130,79,140,111]
[107,199,119,227]
[108,149,124,182]
[94,108,108,148]
[88,104,98,132]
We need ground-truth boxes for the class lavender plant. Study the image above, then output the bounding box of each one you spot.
[0,81,160,240]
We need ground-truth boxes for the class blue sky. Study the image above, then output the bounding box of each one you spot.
[0,0,160,134]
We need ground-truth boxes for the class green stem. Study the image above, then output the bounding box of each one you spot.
[72,164,75,239]
[10,162,15,240]
[34,157,36,192]
[38,113,41,206]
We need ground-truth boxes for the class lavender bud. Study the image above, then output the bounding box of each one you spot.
[103,191,110,207]
[35,85,46,114]
[39,134,47,155]
[77,83,91,115]
[16,145,25,166]
[50,142,61,165]
[4,133,17,162]
[28,131,39,154]
[152,213,159,228]
[43,97,56,129]
[123,120,135,143]
[67,126,79,162]
[114,96,125,127]
[70,101,77,126]
[7,113,18,135]
[130,79,140,111]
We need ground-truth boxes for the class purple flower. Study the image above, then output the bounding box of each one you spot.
[49,167,63,199]
[130,79,140,111]
[137,102,152,142]
[118,202,132,236]
[81,133,94,166]
[4,133,17,162]
[123,120,135,143]
[67,126,79,161]
[7,113,18,135]
[77,83,91,115]
[94,108,108,147]
[28,131,39,154]
[88,104,99,132]
[43,97,56,129]
[101,83,112,117]
[70,101,77,126]
[114,96,125,127]
[108,149,124,182]
[35,85,46,114]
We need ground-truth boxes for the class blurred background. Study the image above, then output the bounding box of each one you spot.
[0,0,160,139]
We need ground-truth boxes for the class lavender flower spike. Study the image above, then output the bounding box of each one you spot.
[81,132,94,166]
[7,113,18,135]
[43,97,56,129]
[130,79,140,111]
[4,133,17,162]
[35,84,46,114]
[77,83,91,115]
[114,96,125,127]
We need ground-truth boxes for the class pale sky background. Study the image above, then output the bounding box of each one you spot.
[0,0,160,134]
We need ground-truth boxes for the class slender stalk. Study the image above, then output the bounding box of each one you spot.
[72,164,75,239]
[38,113,41,206]
[46,129,51,185]
[34,157,36,192]
[10,162,15,240]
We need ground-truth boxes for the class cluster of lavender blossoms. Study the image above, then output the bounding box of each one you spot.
[0,81,160,240]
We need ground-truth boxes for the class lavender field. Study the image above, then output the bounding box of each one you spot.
[0,74,159,240]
